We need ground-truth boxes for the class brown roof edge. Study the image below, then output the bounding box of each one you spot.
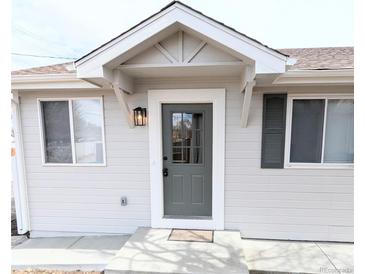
[11,62,74,76]
[75,1,289,64]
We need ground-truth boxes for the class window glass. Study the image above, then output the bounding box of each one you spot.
[41,101,72,163]
[324,99,354,163]
[72,99,104,163]
[290,99,325,163]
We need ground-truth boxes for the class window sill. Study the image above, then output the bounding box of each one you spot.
[42,163,107,167]
[285,163,354,170]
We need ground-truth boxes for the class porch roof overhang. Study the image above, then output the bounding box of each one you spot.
[75,1,289,83]
[74,1,291,128]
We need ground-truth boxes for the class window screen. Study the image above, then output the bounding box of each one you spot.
[41,101,72,163]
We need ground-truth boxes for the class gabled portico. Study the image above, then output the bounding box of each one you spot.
[75,1,289,129]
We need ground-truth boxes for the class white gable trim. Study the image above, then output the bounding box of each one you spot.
[75,2,288,78]
[175,4,286,60]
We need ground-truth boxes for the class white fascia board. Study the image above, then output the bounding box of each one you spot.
[75,5,176,67]
[272,69,354,85]
[75,8,179,77]
[176,4,287,61]
[11,73,99,90]
[75,4,287,78]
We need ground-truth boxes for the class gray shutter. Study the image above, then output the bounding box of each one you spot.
[261,94,287,168]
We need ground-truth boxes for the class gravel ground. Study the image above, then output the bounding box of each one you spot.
[11,235,28,247]
[12,270,102,274]
[11,198,28,247]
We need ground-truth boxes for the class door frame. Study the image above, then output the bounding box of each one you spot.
[148,88,225,230]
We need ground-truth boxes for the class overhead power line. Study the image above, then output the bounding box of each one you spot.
[14,24,80,54]
[11,52,77,60]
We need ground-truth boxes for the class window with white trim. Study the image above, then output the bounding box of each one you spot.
[287,97,353,166]
[39,98,105,165]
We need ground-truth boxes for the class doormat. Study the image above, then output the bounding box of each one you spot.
[168,229,214,242]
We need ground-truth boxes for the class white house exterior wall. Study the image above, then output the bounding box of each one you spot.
[19,79,354,242]
[20,89,150,236]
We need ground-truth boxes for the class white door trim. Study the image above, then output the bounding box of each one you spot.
[148,88,225,230]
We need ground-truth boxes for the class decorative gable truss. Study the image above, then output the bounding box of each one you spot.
[121,31,241,66]
[109,29,258,128]
[112,30,250,128]
[110,30,246,128]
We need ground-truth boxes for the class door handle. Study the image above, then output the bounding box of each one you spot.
[163,168,168,177]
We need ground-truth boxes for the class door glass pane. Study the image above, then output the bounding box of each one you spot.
[324,99,354,163]
[193,113,203,130]
[194,130,201,146]
[290,99,325,163]
[172,111,203,164]
[172,113,183,146]
[72,99,104,163]
[173,147,182,162]
[182,147,191,163]
[193,147,202,164]
[183,113,192,147]
[41,101,72,163]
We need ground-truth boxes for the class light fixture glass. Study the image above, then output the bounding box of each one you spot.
[133,107,147,126]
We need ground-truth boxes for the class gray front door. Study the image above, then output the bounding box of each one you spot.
[162,104,212,218]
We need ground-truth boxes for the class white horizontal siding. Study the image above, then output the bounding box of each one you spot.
[224,88,353,242]
[20,89,151,236]
[19,79,353,241]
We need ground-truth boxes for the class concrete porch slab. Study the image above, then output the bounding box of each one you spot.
[105,227,249,274]
[317,242,354,273]
[12,235,130,271]
[242,238,354,274]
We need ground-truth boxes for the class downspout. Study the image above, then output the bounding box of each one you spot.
[11,91,30,234]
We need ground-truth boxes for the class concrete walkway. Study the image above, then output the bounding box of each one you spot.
[12,229,353,274]
[12,235,130,271]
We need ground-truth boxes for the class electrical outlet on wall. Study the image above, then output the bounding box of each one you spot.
[121,196,127,206]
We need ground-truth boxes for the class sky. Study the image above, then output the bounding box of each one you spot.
[11,0,353,70]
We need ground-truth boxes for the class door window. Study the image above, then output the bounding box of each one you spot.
[172,112,203,164]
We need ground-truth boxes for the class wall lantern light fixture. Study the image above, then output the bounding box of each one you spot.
[133,107,147,126]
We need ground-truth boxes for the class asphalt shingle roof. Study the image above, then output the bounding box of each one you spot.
[280,47,353,70]
[11,47,353,76]
[12,62,75,76]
